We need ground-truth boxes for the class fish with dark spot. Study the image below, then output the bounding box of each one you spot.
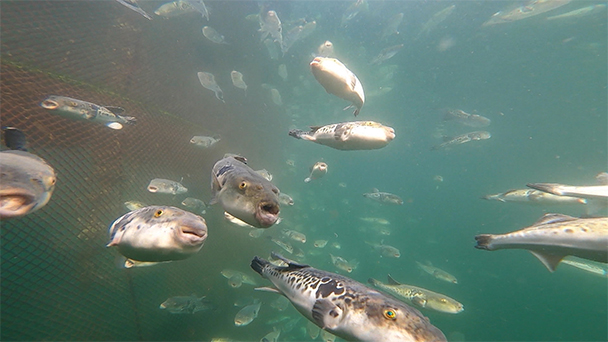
[250,253,446,342]
[431,131,491,150]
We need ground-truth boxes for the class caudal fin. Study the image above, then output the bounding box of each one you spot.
[288,129,303,139]
[250,256,269,276]
[474,234,494,250]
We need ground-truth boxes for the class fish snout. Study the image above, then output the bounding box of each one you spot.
[40,99,60,110]
[0,188,38,219]
[256,200,280,228]
[386,127,396,140]
[178,220,208,245]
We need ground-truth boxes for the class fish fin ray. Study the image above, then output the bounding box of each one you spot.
[387,274,401,285]
[312,299,343,330]
[254,286,282,294]
[529,250,564,272]
[270,252,309,269]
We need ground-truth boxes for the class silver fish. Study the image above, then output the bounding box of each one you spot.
[116,0,152,20]
[270,237,294,254]
[197,72,225,103]
[107,206,208,264]
[310,57,365,116]
[304,161,327,183]
[147,178,188,195]
[363,189,403,205]
[330,253,359,273]
[416,261,458,284]
[443,109,491,128]
[546,4,606,20]
[124,200,147,211]
[370,44,404,65]
[160,295,213,314]
[41,95,136,130]
[211,155,280,228]
[289,121,395,151]
[317,40,336,58]
[483,0,571,26]
[561,258,608,278]
[234,301,262,326]
[365,241,401,258]
[181,197,206,212]
[483,189,586,205]
[0,128,56,219]
[184,0,209,20]
[382,12,404,39]
[269,88,282,106]
[341,0,368,27]
[278,193,294,206]
[369,276,464,314]
[259,10,282,45]
[202,26,228,44]
[281,25,303,55]
[260,327,280,342]
[282,229,306,243]
[221,269,258,286]
[154,0,195,18]
[313,240,328,248]
[527,174,608,200]
[250,253,447,342]
[190,135,220,148]
[230,70,247,93]
[417,5,456,38]
[431,131,491,150]
[475,213,608,272]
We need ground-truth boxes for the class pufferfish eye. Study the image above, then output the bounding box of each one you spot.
[154,209,164,217]
[383,309,397,320]
[239,182,247,190]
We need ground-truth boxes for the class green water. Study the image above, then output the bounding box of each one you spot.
[2,1,607,341]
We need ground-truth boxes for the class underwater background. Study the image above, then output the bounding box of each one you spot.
[1,1,606,341]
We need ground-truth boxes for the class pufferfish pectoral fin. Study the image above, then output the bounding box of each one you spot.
[312,298,344,330]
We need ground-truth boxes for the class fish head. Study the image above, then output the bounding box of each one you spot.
[336,294,447,341]
[108,206,208,262]
[221,173,280,228]
[0,151,56,219]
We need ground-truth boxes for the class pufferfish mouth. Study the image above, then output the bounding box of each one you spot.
[41,99,59,110]
[0,189,38,219]
[255,201,280,228]
[179,222,208,245]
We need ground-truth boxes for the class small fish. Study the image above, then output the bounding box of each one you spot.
[289,121,395,151]
[281,25,303,56]
[221,269,258,286]
[249,228,266,238]
[260,327,281,342]
[416,261,458,284]
[124,201,147,211]
[202,26,228,44]
[41,95,136,130]
[561,258,608,278]
[431,131,491,150]
[224,211,255,228]
[314,240,328,248]
[197,71,225,103]
[210,155,281,228]
[417,5,456,38]
[181,197,206,213]
[185,0,209,20]
[365,241,401,258]
[475,214,608,271]
[250,253,447,342]
[282,229,306,243]
[259,10,282,45]
[234,301,262,326]
[363,189,403,205]
[483,0,572,26]
[270,237,294,254]
[160,294,213,314]
[107,206,208,265]
[360,217,390,225]
[369,276,464,314]
[278,64,288,81]
[230,71,248,93]
[527,173,608,200]
[546,4,606,20]
[278,193,294,206]
[310,57,365,116]
[317,40,336,57]
[255,169,273,182]
[305,162,327,183]
[116,0,153,20]
[0,127,56,219]
[443,109,491,127]
[270,88,282,106]
[483,189,586,205]
[190,135,220,148]
[381,12,404,39]
[330,253,359,273]
[147,178,188,195]
[341,0,368,26]
[370,44,404,65]
[154,0,195,18]
[269,296,290,311]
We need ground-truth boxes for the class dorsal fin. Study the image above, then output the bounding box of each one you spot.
[532,213,577,227]
[103,106,125,114]
[309,126,322,132]
[387,274,401,285]
[270,252,309,269]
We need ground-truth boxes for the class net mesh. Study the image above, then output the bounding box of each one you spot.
[1,1,217,340]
